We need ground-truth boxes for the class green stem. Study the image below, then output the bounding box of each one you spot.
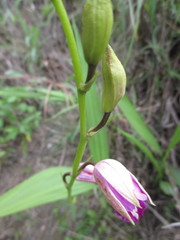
[51,0,87,199]
[51,0,83,88]
[67,132,87,199]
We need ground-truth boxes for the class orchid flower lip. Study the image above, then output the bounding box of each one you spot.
[78,161,95,172]
[76,161,96,183]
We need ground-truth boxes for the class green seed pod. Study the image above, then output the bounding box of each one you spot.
[101,45,126,112]
[82,0,113,66]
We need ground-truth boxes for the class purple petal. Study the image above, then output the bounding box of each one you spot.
[94,167,134,223]
[137,201,147,218]
[107,182,135,212]
[131,176,148,201]
[93,159,154,224]
[94,160,140,205]
[130,173,154,204]
[116,200,147,223]
[76,164,96,183]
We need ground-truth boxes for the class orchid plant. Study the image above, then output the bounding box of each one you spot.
[51,0,154,225]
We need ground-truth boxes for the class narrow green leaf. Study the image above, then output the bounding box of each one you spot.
[86,84,109,161]
[119,96,162,155]
[0,87,73,102]
[72,19,88,81]
[0,166,96,217]
[72,19,109,161]
[163,125,180,163]
[168,165,180,187]
[118,129,161,175]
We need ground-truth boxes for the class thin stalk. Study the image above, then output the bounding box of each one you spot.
[51,0,87,199]
[88,112,111,134]
[67,134,87,199]
[51,0,83,88]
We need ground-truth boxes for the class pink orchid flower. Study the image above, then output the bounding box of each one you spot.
[76,159,155,224]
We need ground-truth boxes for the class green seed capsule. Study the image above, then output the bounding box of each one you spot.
[82,0,113,66]
[101,45,126,112]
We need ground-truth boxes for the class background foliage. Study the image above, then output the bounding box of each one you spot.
[0,0,179,239]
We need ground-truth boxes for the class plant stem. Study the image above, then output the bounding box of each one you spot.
[51,0,87,199]
[67,132,87,199]
[51,0,83,88]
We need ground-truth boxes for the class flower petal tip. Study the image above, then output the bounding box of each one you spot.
[148,196,156,206]
[131,221,135,226]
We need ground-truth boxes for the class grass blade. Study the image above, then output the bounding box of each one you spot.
[72,19,88,81]
[118,129,161,176]
[162,124,180,163]
[0,87,73,102]
[119,96,162,155]
[86,84,109,161]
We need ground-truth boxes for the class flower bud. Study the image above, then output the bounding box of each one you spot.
[77,159,155,224]
[82,0,113,65]
[101,45,126,112]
